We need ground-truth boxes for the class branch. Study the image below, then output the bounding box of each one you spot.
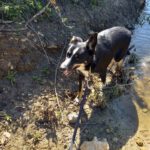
[25,1,51,27]
[0,27,27,32]
[54,39,67,121]
[0,20,13,24]
[27,24,56,65]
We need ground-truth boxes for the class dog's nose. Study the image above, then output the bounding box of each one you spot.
[60,62,66,69]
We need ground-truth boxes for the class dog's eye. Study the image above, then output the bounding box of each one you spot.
[67,52,72,58]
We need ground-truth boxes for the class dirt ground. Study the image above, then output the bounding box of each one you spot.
[0,52,150,150]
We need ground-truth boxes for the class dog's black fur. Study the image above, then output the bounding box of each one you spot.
[60,26,131,98]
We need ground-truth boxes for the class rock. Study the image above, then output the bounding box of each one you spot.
[27,93,32,97]
[73,97,80,105]
[80,137,109,150]
[67,112,78,124]
[136,139,143,147]
[1,131,11,145]
[113,137,118,143]
[142,108,148,113]
[106,128,111,134]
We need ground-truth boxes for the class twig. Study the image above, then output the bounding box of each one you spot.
[25,1,51,27]
[52,5,73,29]
[26,17,66,121]
[69,85,89,150]
[0,19,13,24]
[0,27,27,32]
[54,39,67,121]
[26,24,56,65]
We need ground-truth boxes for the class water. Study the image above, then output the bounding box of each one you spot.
[132,0,150,100]
[132,0,150,62]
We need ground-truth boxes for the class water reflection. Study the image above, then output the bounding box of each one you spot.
[132,0,150,110]
[132,0,150,61]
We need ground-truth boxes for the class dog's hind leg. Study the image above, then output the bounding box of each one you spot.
[114,48,128,62]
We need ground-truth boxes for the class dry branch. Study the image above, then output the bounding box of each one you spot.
[0,20,13,24]
[25,1,51,27]
[0,27,27,32]
[54,40,67,121]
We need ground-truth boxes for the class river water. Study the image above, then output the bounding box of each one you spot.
[132,0,150,65]
[131,0,150,106]
[125,1,150,149]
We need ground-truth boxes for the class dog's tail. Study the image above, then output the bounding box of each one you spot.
[127,44,136,55]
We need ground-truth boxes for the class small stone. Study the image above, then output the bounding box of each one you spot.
[28,93,32,97]
[106,128,111,133]
[113,137,118,143]
[68,112,78,124]
[74,97,80,105]
[136,139,143,147]
[80,137,109,150]
[64,144,67,149]
[21,93,25,96]
[142,108,148,113]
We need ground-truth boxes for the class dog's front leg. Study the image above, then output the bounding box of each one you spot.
[74,74,85,105]
[78,74,84,98]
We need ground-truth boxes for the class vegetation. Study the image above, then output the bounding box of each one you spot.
[0,0,50,21]
[6,70,16,85]
[0,0,101,21]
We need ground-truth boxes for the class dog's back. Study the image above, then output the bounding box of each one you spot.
[93,26,131,83]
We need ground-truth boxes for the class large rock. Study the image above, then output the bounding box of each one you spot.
[80,137,109,150]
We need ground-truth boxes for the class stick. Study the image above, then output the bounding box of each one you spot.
[54,39,67,121]
[0,19,13,24]
[0,27,27,32]
[25,1,51,27]
[26,24,56,65]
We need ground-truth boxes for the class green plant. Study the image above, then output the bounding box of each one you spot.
[4,114,12,122]
[33,131,42,144]
[32,75,42,84]
[6,70,16,85]
[91,0,98,6]
[41,67,50,75]
[0,0,48,21]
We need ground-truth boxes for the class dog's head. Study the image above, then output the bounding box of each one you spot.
[60,33,97,76]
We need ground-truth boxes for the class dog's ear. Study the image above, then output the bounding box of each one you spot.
[86,32,97,53]
[70,36,83,44]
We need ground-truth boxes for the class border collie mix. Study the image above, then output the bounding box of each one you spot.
[60,26,131,98]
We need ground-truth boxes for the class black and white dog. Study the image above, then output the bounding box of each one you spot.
[60,26,131,98]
